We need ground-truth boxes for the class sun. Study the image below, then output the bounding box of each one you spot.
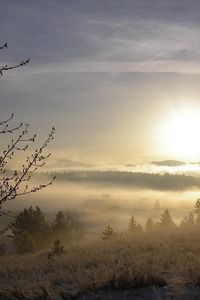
[160,108,200,161]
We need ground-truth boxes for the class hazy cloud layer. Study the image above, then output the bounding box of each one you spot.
[1,0,200,70]
[151,160,186,167]
[1,1,200,163]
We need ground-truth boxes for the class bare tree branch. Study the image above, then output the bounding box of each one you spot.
[0,115,56,222]
[0,42,30,75]
[0,42,8,50]
[0,43,55,236]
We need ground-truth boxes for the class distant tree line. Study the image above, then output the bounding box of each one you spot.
[2,199,200,254]
[101,199,200,240]
[10,206,82,254]
[47,170,200,191]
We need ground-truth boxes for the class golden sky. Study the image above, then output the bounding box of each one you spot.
[1,1,200,165]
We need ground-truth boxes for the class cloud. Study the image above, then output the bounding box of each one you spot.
[47,159,93,169]
[21,59,200,75]
[151,160,186,167]
[1,0,200,71]
[1,0,200,162]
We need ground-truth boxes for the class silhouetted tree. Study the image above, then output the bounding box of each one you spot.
[145,217,154,232]
[12,206,48,236]
[14,231,35,254]
[128,215,143,234]
[12,206,50,251]
[52,210,82,241]
[51,238,66,256]
[159,209,176,230]
[65,211,82,237]
[53,211,66,233]
[52,211,67,241]
[102,225,115,240]
[180,212,195,227]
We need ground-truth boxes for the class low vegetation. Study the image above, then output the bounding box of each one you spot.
[0,200,200,298]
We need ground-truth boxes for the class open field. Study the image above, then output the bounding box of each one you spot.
[1,228,200,299]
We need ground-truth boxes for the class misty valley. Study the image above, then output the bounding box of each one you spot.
[1,168,200,298]
[2,0,200,299]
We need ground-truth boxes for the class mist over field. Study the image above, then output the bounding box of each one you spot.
[3,164,200,232]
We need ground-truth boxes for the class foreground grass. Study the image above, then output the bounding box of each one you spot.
[1,228,200,299]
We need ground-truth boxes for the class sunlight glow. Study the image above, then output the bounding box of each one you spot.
[160,108,200,161]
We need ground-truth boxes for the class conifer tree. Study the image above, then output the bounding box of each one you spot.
[53,211,66,233]
[51,238,66,255]
[145,217,154,231]
[180,212,195,227]
[128,215,143,234]
[12,206,48,236]
[102,225,115,240]
[12,206,50,252]
[14,231,35,254]
[159,209,176,229]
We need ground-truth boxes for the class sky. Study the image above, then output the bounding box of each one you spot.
[1,0,200,166]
